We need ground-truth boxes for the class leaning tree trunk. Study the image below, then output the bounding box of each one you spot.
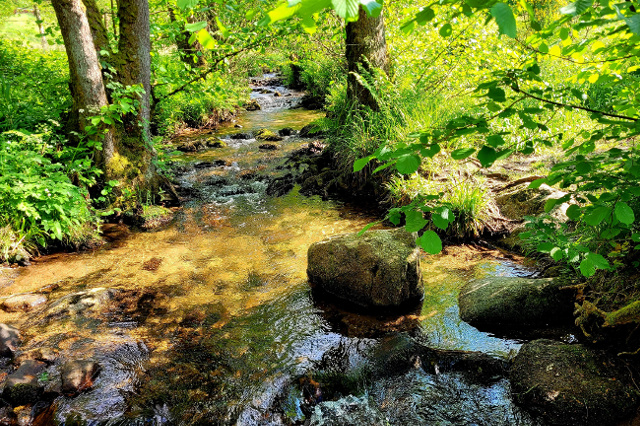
[108,0,157,187]
[51,0,113,170]
[345,6,389,110]
[82,0,111,55]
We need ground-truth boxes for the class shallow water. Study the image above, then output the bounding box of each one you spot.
[0,95,547,425]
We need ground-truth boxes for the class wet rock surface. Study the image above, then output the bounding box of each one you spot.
[307,229,423,309]
[510,339,639,425]
[45,288,116,319]
[61,360,101,395]
[2,294,47,313]
[458,276,575,329]
[3,359,47,404]
[0,324,20,358]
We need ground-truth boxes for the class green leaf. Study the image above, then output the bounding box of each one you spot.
[415,7,435,25]
[560,0,593,15]
[177,0,199,10]
[359,0,382,17]
[614,201,635,225]
[625,14,640,36]
[432,211,449,230]
[332,0,360,19]
[537,242,554,252]
[487,87,506,102]
[196,29,215,49]
[358,220,382,236]
[388,209,402,225]
[421,144,441,158]
[559,27,570,40]
[566,204,581,220]
[396,154,421,174]
[544,198,558,212]
[185,21,207,32]
[529,178,546,189]
[584,206,610,226]
[216,17,230,38]
[451,148,476,160]
[405,210,427,232]
[353,155,374,172]
[417,230,442,254]
[579,252,610,277]
[477,146,497,167]
[486,134,505,147]
[439,23,453,37]
[550,247,564,261]
[490,2,517,38]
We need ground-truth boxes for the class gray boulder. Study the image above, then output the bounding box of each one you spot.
[458,276,573,328]
[510,339,639,425]
[61,360,101,395]
[307,229,423,309]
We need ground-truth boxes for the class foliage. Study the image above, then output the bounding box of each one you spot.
[0,131,98,262]
[0,40,70,132]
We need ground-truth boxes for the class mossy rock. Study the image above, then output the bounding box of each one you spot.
[206,138,227,148]
[458,276,574,329]
[307,228,423,309]
[496,184,568,222]
[255,128,284,142]
[510,339,640,425]
[244,99,261,111]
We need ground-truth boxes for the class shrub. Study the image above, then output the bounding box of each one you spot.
[0,130,98,262]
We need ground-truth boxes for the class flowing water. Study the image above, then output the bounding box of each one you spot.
[0,80,553,425]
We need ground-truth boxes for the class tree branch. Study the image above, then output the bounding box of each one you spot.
[512,87,638,122]
[153,38,266,105]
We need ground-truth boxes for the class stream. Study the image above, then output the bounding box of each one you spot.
[0,76,553,425]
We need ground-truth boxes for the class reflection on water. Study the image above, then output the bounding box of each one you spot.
[0,105,544,424]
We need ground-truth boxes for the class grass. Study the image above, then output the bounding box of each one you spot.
[0,13,61,51]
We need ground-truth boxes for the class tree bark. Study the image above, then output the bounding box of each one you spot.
[168,8,207,67]
[51,0,113,170]
[345,6,389,110]
[111,0,156,185]
[33,4,47,51]
[82,0,111,55]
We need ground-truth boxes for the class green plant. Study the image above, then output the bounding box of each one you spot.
[0,130,98,262]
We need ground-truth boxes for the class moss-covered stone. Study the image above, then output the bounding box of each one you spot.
[255,128,284,142]
[458,276,574,329]
[510,339,640,425]
[307,228,423,309]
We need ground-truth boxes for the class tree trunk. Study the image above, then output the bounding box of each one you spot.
[345,6,389,110]
[51,0,113,170]
[33,4,47,51]
[110,0,156,186]
[168,8,207,67]
[82,0,111,55]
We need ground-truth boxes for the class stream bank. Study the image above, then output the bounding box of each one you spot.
[0,76,637,425]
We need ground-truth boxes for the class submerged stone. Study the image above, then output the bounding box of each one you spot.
[458,276,573,328]
[61,360,101,395]
[307,229,423,309]
[510,339,640,425]
[3,359,46,404]
[0,324,20,357]
[2,294,47,313]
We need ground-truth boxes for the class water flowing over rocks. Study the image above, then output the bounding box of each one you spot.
[309,395,386,425]
[307,229,423,309]
[458,276,575,329]
[510,339,640,425]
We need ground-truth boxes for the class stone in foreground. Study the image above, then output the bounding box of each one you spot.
[458,276,573,328]
[307,229,423,309]
[2,293,47,312]
[510,339,639,425]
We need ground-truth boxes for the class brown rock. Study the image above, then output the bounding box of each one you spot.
[0,324,20,357]
[15,347,58,365]
[258,143,279,150]
[61,360,101,394]
[2,294,47,313]
[3,360,46,404]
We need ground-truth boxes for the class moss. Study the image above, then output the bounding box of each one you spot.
[107,153,132,179]
[605,300,640,326]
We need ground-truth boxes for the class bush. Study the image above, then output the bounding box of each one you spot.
[0,40,70,132]
[0,130,98,263]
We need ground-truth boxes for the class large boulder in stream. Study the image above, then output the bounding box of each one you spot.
[510,339,640,425]
[307,229,423,309]
[458,276,574,329]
